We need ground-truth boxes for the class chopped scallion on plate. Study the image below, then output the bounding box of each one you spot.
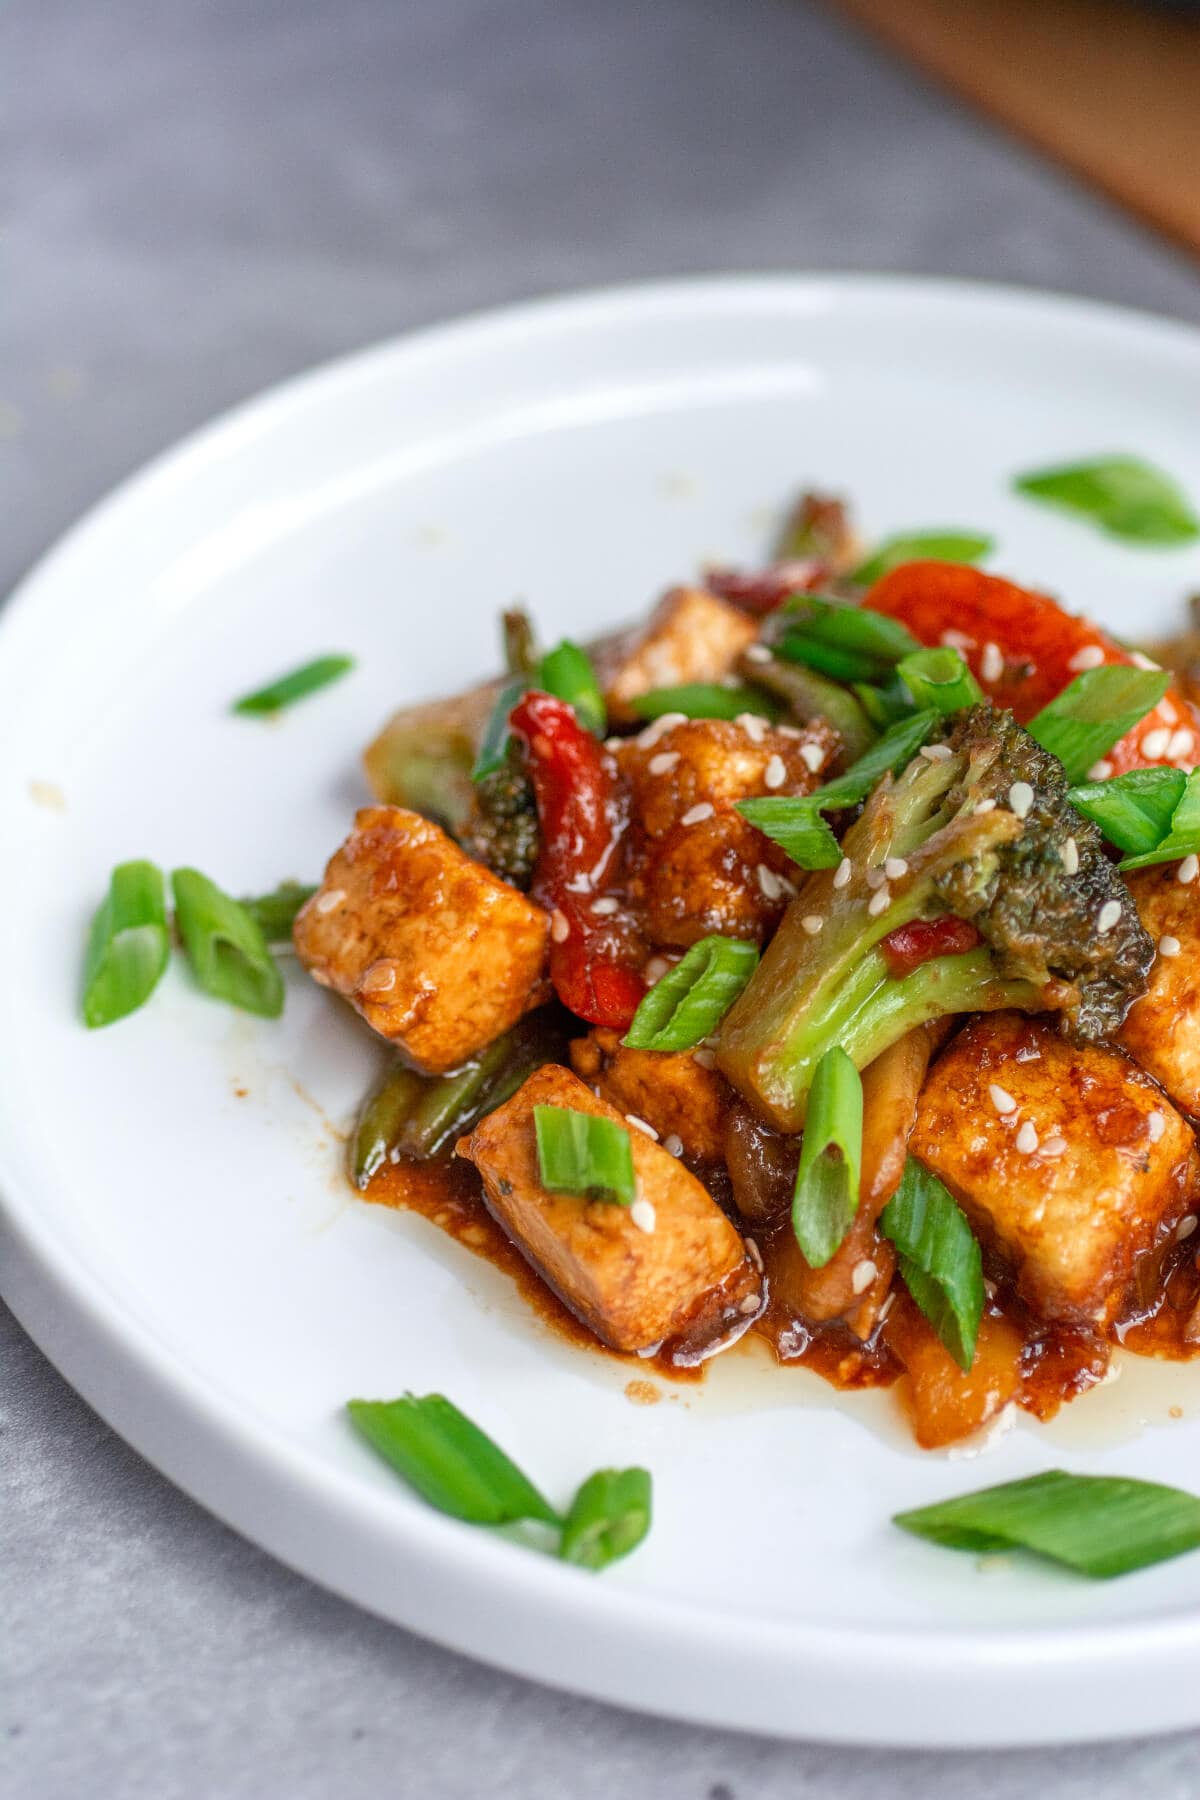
[852,530,994,586]
[791,1046,862,1268]
[880,1158,984,1371]
[1026,665,1169,786]
[232,654,355,716]
[172,867,285,1018]
[534,1105,637,1207]
[623,935,759,1052]
[82,859,171,1029]
[1013,456,1200,547]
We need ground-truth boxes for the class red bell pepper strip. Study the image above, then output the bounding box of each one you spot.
[508,691,645,1029]
[881,916,982,981]
[865,561,1197,776]
[705,559,828,616]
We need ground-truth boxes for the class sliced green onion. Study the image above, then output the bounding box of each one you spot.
[347,1393,560,1526]
[241,881,317,942]
[791,1046,863,1268]
[503,606,539,677]
[1068,767,1187,857]
[744,655,877,763]
[1121,768,1200,872]
[894,1469,1200,1578]
[853,674,915,729]
[534,1106,636,1207]
[623,935,759,1052]
[853,531,994,586]
[1013,457,1200,548]
[880,1158,983,1371]
[538,639,606,736]
[472,676,528,782]
[82,860,170,1029]
[631,683,778,723]
[1027,665,1170,785]
[775,633,887,685]
[560,1468,653,1571]
[232,654,355,716]
[782,594,923,663]
[738,710,940,870]
[896,647,983,716]
[171,868,284,1018]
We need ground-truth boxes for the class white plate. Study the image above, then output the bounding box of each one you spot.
[5,277,1200,1748]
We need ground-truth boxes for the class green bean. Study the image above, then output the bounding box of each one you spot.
[738,651,875,765]
[352,1065,426,1190]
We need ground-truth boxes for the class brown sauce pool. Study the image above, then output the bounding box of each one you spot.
[363,1158,1200,1442]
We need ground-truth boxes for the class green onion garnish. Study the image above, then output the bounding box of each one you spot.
[472,676,528,782]
[896,647,983,716]
[82,860,171,1029]
[534,1105,637,1207]
[630,683,778,723]
[171,868,285,1018]
[241,881,317,942]
[348,1393,560,1526]
[623,935,759,1052]
[560,1467,653,1571]
[1119,768,1200,872]
[232,654,355,716]
[1013,456,1200,547]
[1068,766,1188,858]
[774,634,888,685]
[852,531,994,586]
[894,1470,1200,1578]
[777,596,922,684]
[853,674,916,729]
[738,709,940,870]
[791,1046,863,1268]
[880,1158,984,1372]
[538,639,606,736]
[1026,665,1169,785]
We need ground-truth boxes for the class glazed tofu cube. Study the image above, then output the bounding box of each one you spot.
[615,716,836,946]
[294,806,549,1073]
[459,1064,759,1354]
[569,1026,729,1162]
[603,587,760,725]
[1119,865,1200,1118]
[911,1012,1200,1325]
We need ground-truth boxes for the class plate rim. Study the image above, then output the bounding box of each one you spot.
[6,271,1200,1746]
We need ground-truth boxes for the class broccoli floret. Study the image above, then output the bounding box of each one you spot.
[717,703,1153,1131]
[462,745,540,889]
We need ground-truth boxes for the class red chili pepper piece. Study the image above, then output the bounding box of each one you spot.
[881,916,983,980]
[509,690,645,1029]
[864,561,1196,776]
[705,559,828,615]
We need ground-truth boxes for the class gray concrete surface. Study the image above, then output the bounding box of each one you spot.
[5,0,1200,1794]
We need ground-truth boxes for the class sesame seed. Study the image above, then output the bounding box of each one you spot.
[989,1083,1017,1115]
[920,743,952,763]
[1087,759,1113,782]
[980,642,1004,684]
[801,914,824,935]
[1159,935,1182,958]
[739,1293,762,1315]
[314,887,346,915]
[648,750,680,775]
[1169,728,1195,761]
[1130,651,1161,672]
[975,797,997,814]
[833,856,852,889]
[550,908,570,943]
[737,712,767,744]
[644,955,671,983]
[681,802,715,826]
[764,754,786,790]
[630,1198,657,1234]
[1015,1121,1039,1155]
[605,736,623,752]
[876,1292,895,1325]
[1007,781,1034,819]
[776,724,803,740]
[1060,836,1079,875]
[1147,1111,1166,1143]
[745,1235,763,1270]
[800,742,824,773]
[663,1133,684,1158]
[866,866,888,890]
[867,885,892,917]
[1141,727,1171,760]
[941,629,973,652]
[1097,900,1122,934]
[1179,854,1199,885]
[1040,1136,1068,1157]
[1177,1216,1198,1242]
[1068,645,1106,672]
[591,896,619,916]
[693,1048,717,1069]
[636,711,687,749]
[884,856,909,880]
[744,642,772,664]
[757,864,784,901]
[625,1113,659,1140]
[360,962,396,994]
[851,1259,878,1295]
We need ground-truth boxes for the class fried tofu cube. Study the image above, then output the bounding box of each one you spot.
[294,805,549,1073]
[911,1012,1199,1325]
[569,1027,729,1162]
[459,1064,758,1354]
[603,587,759,725]
[615,716,836,946]
[1119,865,1200,1118]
